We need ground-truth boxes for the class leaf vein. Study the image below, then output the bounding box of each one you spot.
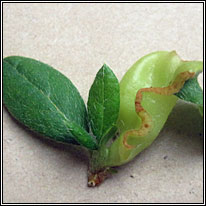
[5,60,72,128]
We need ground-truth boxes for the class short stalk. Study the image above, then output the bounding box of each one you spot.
[88,143,113,187]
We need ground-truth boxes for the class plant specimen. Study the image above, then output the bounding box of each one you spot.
[3,51,203,187]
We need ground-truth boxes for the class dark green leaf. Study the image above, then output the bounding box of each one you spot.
[175,72,203,116]
[3,56,97,150]
[87,64,120,144]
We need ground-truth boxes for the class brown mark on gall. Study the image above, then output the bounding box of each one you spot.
[122,71,195,149]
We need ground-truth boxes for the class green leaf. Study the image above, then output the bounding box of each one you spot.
[3,56,97,150]
[87,64,120,144]
[175,72,203,116]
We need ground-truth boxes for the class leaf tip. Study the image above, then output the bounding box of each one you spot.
[102,63,110,70]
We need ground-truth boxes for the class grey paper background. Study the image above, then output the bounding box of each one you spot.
[3,3,203,203]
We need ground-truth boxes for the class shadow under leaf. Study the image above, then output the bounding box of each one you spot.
[3,106,90,167]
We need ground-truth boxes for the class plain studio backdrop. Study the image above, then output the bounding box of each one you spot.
[3,2,203,203]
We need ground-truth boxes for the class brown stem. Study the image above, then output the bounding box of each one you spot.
[88,167,113,187]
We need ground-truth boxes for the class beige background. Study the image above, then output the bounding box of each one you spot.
[3,3,203,203]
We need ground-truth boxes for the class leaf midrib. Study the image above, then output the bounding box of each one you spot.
[100,68,105,138]
[4,59,73,128]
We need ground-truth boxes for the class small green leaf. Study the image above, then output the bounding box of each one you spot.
[175,72,203,116]
[87,64,120,144]
[3,56,97,150]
